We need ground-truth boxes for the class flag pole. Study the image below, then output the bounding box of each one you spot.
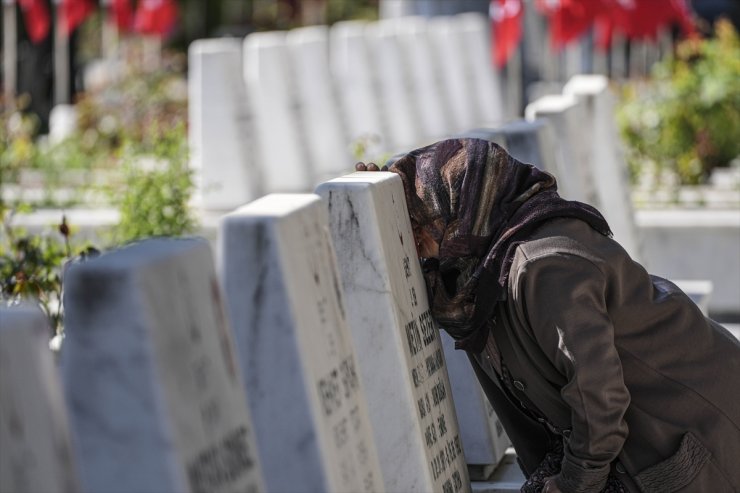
[101,0,118,59]
[53,0,70,104]
[3,0,17,107]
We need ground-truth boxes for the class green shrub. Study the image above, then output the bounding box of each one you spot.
[618,20,740,186]
[114,123,196,243]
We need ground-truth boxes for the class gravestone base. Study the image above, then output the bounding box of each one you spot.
[470,451,525,493]
[468,464,497,482]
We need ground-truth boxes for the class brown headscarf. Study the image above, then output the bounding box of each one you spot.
[389,138,611,353]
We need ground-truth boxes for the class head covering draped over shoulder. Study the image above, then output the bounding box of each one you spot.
[389,138,611,353]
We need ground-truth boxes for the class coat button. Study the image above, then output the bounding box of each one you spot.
[616,463,626,474]
[513,380,526,391]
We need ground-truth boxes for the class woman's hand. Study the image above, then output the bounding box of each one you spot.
[542,477,562,493]
[355,162,388,171]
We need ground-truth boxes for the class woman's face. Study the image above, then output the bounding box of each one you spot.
[412,221,439,259]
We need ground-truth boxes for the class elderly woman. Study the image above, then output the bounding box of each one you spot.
[358,138,740,493]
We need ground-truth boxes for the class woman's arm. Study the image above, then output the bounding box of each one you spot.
[517,252,630,493]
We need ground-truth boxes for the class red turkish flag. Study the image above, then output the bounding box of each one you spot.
[537,0,609,49]
[134,0,179,37]
[595,0,696,48]
[60,0,95,36]
[18,0,51,43]
[490,0,523,68]
[109,0,134,32]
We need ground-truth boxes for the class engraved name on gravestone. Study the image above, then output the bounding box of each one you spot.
[0,304,79,493]
[62,238,265,493]
[219,194,383,493]
[317,173,471,493]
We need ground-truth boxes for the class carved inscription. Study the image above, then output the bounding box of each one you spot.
[187,426,258,493]
[398,253,467,491]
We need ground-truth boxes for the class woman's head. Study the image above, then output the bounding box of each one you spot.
[389,138,555,263]
[386,137,610,350]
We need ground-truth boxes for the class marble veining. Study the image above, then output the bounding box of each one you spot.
[317,173,471,493]
[219,194,383,493]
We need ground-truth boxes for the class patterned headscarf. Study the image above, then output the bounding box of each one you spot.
[389,138,611,353]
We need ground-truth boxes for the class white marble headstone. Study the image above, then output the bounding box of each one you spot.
[189,39,255,211]
[243,31,310,193]
[525,94,600,207]
[366,19,423,151]
[0,304,79,493]
[329,21,386,154]
[49,104,78,145]
[62,238,265,493]
[563,75,641,259]
[219,194,383,493]
[428,16,478,133]
[394,16,451,141]
[317,172,471,493]
[456,13,505,126]
[286,26,351,183]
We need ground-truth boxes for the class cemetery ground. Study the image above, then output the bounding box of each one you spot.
[2,14,740,493]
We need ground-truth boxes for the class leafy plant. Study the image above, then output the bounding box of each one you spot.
[617,19,740,186]
[113,123,196,243]
[0,207,98,338]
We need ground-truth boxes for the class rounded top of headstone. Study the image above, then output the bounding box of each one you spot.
[189,38,242,55]
[563,74,609,97]
[0,302,49,334]
[286,24,329,44]
[227,193,321,219]
[330,20,369,37]
[244,30,288,50]
[525,94,579,120]
[318,171,397,189]
[67,237,210,273]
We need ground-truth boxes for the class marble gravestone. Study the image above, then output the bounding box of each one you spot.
[394,16,451,142]
[189,39,255,211]
[428,16,479,134]
[562,75,641,260]
[62,238,265,493]
[366,19,423,152]
[286,26,351,184]
[329,21,386,155]
[456,13,505,127]
[0,304,79,493]
[243,31,310,193]
[525,94,600,207]
[317,173,471,493]
[219,194,383,493]
[562,75,713,312]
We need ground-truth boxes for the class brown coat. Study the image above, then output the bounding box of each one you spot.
[472,218,740,492]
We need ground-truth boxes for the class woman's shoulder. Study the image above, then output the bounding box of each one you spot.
[515,217,620,264]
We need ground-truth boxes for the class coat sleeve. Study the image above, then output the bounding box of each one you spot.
[515,252,630,493]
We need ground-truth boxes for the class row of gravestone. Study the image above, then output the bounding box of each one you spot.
[188,12,506,211]
[0,172,513,493]
[2,74,712,493]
